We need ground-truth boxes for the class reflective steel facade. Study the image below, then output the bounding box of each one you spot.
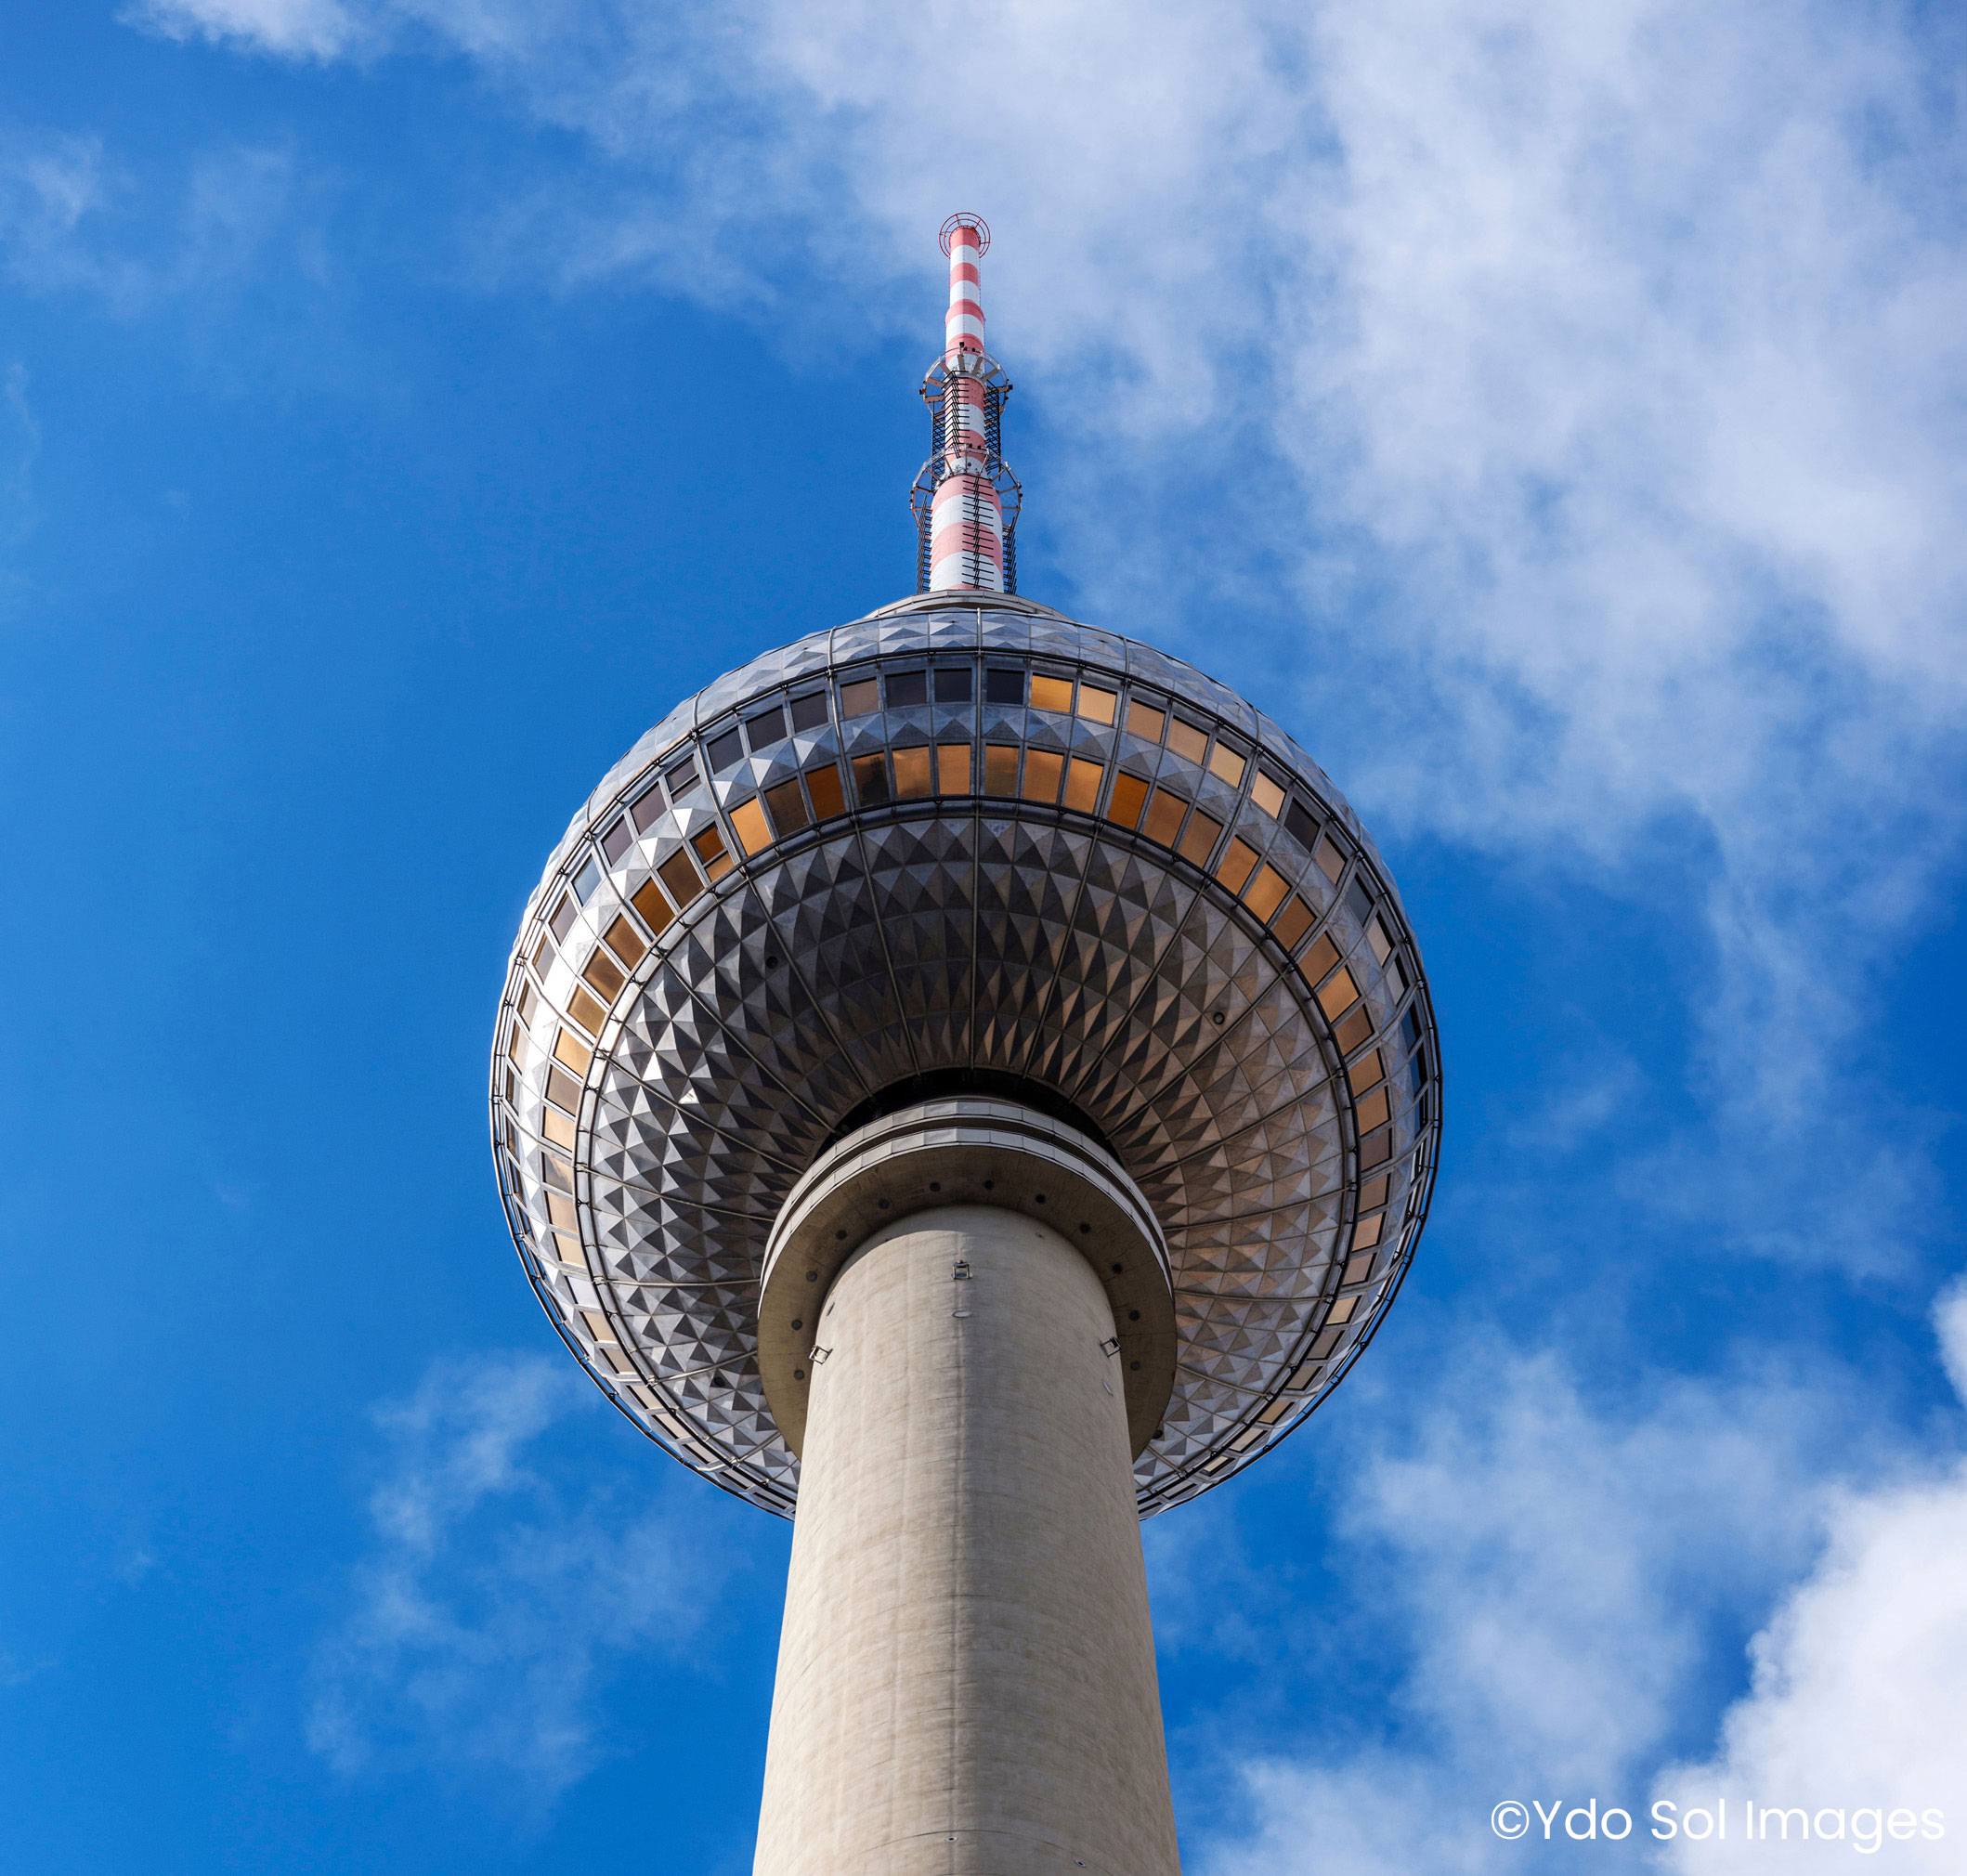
[489,590,1441,1518]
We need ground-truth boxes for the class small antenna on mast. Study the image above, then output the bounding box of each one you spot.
[911,215,1022,593]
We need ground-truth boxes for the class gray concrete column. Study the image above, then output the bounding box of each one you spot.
[752,1202,1182,1876]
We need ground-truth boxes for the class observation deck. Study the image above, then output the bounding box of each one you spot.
[490,589,1441,1518]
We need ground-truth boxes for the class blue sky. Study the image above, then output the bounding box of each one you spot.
[3,2,1965,1871]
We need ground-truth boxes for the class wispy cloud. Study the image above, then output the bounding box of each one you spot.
[1,122,307,316]
[0,125,117,297]
[1,361,39,556]
[308,1352,736,1809]
[1504,1049,1646,1155]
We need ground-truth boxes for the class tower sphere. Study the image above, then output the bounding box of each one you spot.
[489,590,1442,1518]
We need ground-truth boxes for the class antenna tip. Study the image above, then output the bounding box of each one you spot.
[939,213,991,257]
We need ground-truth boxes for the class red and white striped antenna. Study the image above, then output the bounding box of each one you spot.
[911,214,1022,593]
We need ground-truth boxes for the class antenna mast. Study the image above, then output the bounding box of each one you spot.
[911,214,1023,593]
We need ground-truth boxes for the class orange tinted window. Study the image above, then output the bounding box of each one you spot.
[1078,683,1117,725]
[892,746,932,798]
[805,762,846,820]
[657,853,701,909]
[984,744,1020,795]
[632,879,675,935]
[1141,788,1186,846]
[1301,933,1342,983]
[1208,744,1246,788]
[1178,808,1222,865]
[1106,772,1150,827]
[603,915,646,968]
[1316,966,1360,1019]
[1126,699,1166,741]
[1335,1006,1374,1054]
[1029,674,1074,713]
[581,948,625,1000]
[1062,757,1103,812]
[1273,896,1314,949]
[1215,838,1258,892]
[1244,865,1288,920]
[1167,717,1208,763]
[1022,749,1064,802]
[729,798,772,855]
[936,743,972,794]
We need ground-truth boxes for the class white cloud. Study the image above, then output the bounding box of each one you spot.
[1651,1281,1967,1871]
[127,0,363,59]
[1174,1322,1908,1876]
[1164,1284,1967,1876]
[308,1352,734,1805]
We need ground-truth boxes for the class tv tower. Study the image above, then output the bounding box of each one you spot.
[491,214,1441,1874]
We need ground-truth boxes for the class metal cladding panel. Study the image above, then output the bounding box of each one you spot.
[491,592,1444,1519]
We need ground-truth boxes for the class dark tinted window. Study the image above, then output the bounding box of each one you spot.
[1347,879,1374,926]
[852,753,891,805]
[601,817,632,863]
[885,670,927,708]
[707,728,745,773]
[630,782,666,833]
[789,691,829,732]
[985,667,1025,705]
[935,666,972,702]
[746,706,787,749]
[1284,800,1320,852]
[549,897,577,943]
[665,758,700,798]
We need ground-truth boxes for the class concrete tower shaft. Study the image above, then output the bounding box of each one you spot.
[753,1102,1182,1875]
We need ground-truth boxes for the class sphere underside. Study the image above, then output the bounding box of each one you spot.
[490,593,1441,1518]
